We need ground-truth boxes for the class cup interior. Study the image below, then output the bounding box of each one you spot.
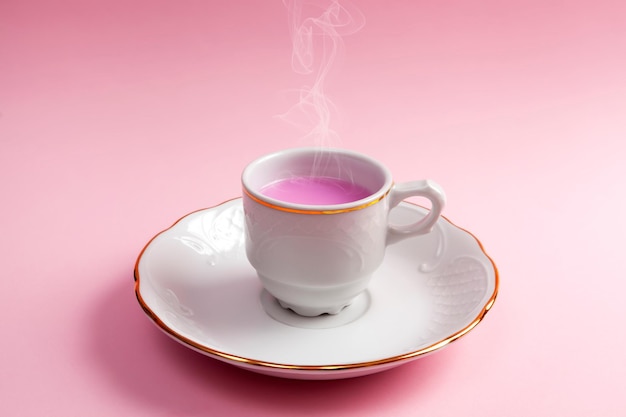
[242,148,392,207]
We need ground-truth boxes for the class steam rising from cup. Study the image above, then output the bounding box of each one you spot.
[277,0,365,149]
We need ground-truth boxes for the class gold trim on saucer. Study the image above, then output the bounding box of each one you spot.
[134,198,499,373]
[242,187,389,215]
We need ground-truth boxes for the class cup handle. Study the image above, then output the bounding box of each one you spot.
[387,180,446,245]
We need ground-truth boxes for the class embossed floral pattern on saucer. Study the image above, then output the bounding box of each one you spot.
[135,199,498,380]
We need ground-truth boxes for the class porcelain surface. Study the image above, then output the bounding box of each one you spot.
[134,198,498,380]
[242,147,446,316]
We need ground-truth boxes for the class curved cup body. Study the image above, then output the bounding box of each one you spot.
[243,195,389,316]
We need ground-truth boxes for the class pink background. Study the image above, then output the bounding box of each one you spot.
[1,0,625,415]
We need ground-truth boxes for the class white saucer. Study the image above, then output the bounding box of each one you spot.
[134,198,498,380]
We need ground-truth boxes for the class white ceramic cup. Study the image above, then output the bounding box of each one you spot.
[242,147,445,316]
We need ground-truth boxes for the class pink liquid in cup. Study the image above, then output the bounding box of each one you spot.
[260,176,372,205]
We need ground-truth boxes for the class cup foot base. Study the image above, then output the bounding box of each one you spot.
[277,300,349,317]
[260,290,371,329]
